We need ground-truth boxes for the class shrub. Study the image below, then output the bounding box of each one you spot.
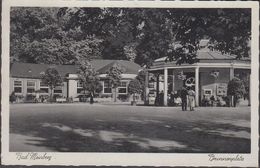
[118,94,129,101]
[26,94,36,101]
[227,77,246,99]
[128,79,143,102]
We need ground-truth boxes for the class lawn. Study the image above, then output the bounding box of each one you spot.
[10,103,250,153]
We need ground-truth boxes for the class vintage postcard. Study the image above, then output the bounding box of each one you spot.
[1,0,259,167]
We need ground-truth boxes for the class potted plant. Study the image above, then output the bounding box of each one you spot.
[227,77,246,107]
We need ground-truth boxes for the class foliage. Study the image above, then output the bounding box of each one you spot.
[10,7,103,64]
[227,77,246,99]
[61,8,250,66]
[123,43,138,62]
[238,73,250,99]
[128,79,143,95]
[106,63,124,88]
[77,60,102,103]
[135,70,146,99]
[106,63,124,102]
[11,7,251,66]
[41,68,63,101]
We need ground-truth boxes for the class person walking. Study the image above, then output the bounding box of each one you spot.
[188,88,196,111]
[180,87,188,111]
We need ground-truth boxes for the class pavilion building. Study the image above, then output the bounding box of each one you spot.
[145,48,251,106]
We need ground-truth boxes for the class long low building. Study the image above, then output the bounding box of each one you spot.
[10,60,141,102]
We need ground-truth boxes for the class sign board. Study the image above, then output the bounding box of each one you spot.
[217,83,228,96]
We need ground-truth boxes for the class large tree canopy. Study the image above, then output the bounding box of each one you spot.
[10,7,103,64]
[11,7,251,66]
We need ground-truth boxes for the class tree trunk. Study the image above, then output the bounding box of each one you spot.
[50,88,53,103]
[114,88,117,102]
[231,95,234,107]
[90,92,94,104]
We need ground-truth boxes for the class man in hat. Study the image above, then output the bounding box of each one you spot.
[180,86,188,111]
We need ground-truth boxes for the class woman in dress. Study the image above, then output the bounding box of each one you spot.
[187,88,196,111]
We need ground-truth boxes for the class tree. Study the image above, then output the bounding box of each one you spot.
[62,8,251,66]
[41,68,63,102]
[106,63,124,102]
[10,7,103,64]
[77,60,102,104]
[11,7,251,66]
[227,77,246,107]
[135,70,146,100]
[128,79,143,104]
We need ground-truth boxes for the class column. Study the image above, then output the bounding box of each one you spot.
[144,70,149,105]
[68,79,77,98]
[248,74,251,106]
[155,73,160,106]
[164,67,168,106]
[172,69,175,92]
[195,67,199,107]
[230,67,234,80]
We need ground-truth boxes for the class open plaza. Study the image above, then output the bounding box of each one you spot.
[10,103,250,153]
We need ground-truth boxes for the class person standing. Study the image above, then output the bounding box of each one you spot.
[10,91,16,103]
[188,88,196,111]
[180,87,188,111]
[210,95,215,107]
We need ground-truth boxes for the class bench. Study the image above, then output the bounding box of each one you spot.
[73,98,80,102]
[56,98,67,103]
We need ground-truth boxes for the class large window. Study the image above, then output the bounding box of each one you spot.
[77,81,84,94]
[40,82,49,94]
[104,81,112,94]
[27,81,36,93]
[118,81,127,94]
[54,85,62,94]
[14,80,22,93]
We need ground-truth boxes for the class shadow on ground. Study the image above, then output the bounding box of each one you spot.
[10,108,250,153]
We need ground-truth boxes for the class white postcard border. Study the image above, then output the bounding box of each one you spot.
[1,0,259,167]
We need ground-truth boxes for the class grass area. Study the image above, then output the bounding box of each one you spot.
[10,104,250,153]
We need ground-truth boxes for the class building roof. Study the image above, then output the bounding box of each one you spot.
[154,50,250,62]
[10,60,141,79]
[97,60,141,74]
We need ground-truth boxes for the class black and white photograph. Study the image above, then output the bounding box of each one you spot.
[1,0,259,167]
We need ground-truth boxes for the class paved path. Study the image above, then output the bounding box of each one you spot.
[10,104,250,153]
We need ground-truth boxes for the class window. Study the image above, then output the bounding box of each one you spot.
[54,86,62,94]
[148,83,155,88]
[40,82,49,94]
[203,89,212,96]
[77,81,84,94]
[27,81,36,93]
[14,80,22,93]
[118,88,127,94]
[104,81,112,94]
[119,82,127,87]
[118,81,127,94]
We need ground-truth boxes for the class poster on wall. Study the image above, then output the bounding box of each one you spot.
[216,83,228,96]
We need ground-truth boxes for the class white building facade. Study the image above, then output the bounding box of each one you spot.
[10,60,141,102]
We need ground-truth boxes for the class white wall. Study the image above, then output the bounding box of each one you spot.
[68,79,77,98]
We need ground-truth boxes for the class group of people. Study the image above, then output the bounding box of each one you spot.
[180,87,196,111]
[154,86,196,111]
